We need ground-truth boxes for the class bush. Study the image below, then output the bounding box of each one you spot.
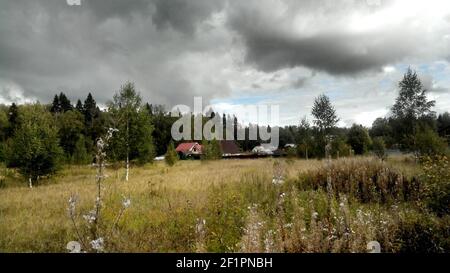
[331,137,351,158]
[415,126,448,157]
[347,124,372,155]
[421,155,450,216]
[372,137,387,161]
[165,141,178,166]
[5,104,63,186]
[201,139,222,160]
[72,135,91,165]
[394,215,449,253]
[296,158,421,203]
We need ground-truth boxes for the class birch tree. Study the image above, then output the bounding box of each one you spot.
[108,82,154,181]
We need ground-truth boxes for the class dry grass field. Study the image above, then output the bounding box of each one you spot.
[0,157,448,253]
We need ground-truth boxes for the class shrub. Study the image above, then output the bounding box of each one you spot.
[201,139,222,160]
[5,104,63,187]
[72,135,91,165]
[331,137,351,158]
[295,158,421,203]
[421,155,450,216]
[372,137,387,161]
[165,141,178,166]
[394,215,449,253]
[415,126,448,157]
[347,124,372,155]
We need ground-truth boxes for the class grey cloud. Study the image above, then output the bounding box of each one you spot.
[0,0,230,106]
[227,0,448,75]
[151,0,223,34]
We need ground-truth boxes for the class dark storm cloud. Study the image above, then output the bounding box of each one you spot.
[0,0,449,114]
[151,0,223,34]
[232,30,415,75]
[0,0,229,105]
[226,0,448,75]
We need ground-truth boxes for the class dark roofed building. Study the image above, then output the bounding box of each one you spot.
[219,140,241,155]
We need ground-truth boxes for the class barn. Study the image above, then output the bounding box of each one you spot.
[175,142,203,159]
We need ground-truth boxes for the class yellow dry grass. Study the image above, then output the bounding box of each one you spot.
[0,157,420,252]
[0,158,320,252]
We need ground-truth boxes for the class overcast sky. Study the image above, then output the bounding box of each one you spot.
[1,0,450,127]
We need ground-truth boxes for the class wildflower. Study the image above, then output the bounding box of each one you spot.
[68,195,77,216]
[122,197,131,209]
[272,177,284,185]
[90,237,104,252]
[83,210,97,224]
[312,211,319,219]
[196,218,206,234]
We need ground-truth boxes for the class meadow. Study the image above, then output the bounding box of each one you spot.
[0,156,448,253]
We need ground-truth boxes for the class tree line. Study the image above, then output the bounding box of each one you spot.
[0,69,449,186]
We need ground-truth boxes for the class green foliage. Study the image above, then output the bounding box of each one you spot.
[296,158,421,204]
[421,155,450,216]
[437,112,450,144]
[57,110,85,160]
[394,214,449,253]
[72,135,91,165]
[392,68,435,120]
[165,141,178,166]
[0,109,8,142]
[205,184,247,252]
[201,139,222,160]
[5,104,63,184]
[330,137,351,158]
[311,94,339,133]
[108,82,155,165]
[50,92,73,113]
[347,124,372,155]
[149,104,176,156]
[390,68,437,152]
[414,125,448,157]
[372,137,387,161]
[6,103,19,138]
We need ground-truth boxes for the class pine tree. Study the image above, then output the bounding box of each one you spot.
[50,94,61,113]
[59,92,73,112]
[165,141,178,166]
[83,93,100,141]
[75,99,83,113]
[7,103,19,138]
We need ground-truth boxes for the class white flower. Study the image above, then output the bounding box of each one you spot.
[83,210,97,224]
[122,198,131,209]
[272,177,285,185]
[90,237,104,252]
[68,195,77,216]
[312,211,319,219]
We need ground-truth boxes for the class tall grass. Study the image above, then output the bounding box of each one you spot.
[0,157,448,252]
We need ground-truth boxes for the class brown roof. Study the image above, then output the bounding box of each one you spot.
[220,140,241,154]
